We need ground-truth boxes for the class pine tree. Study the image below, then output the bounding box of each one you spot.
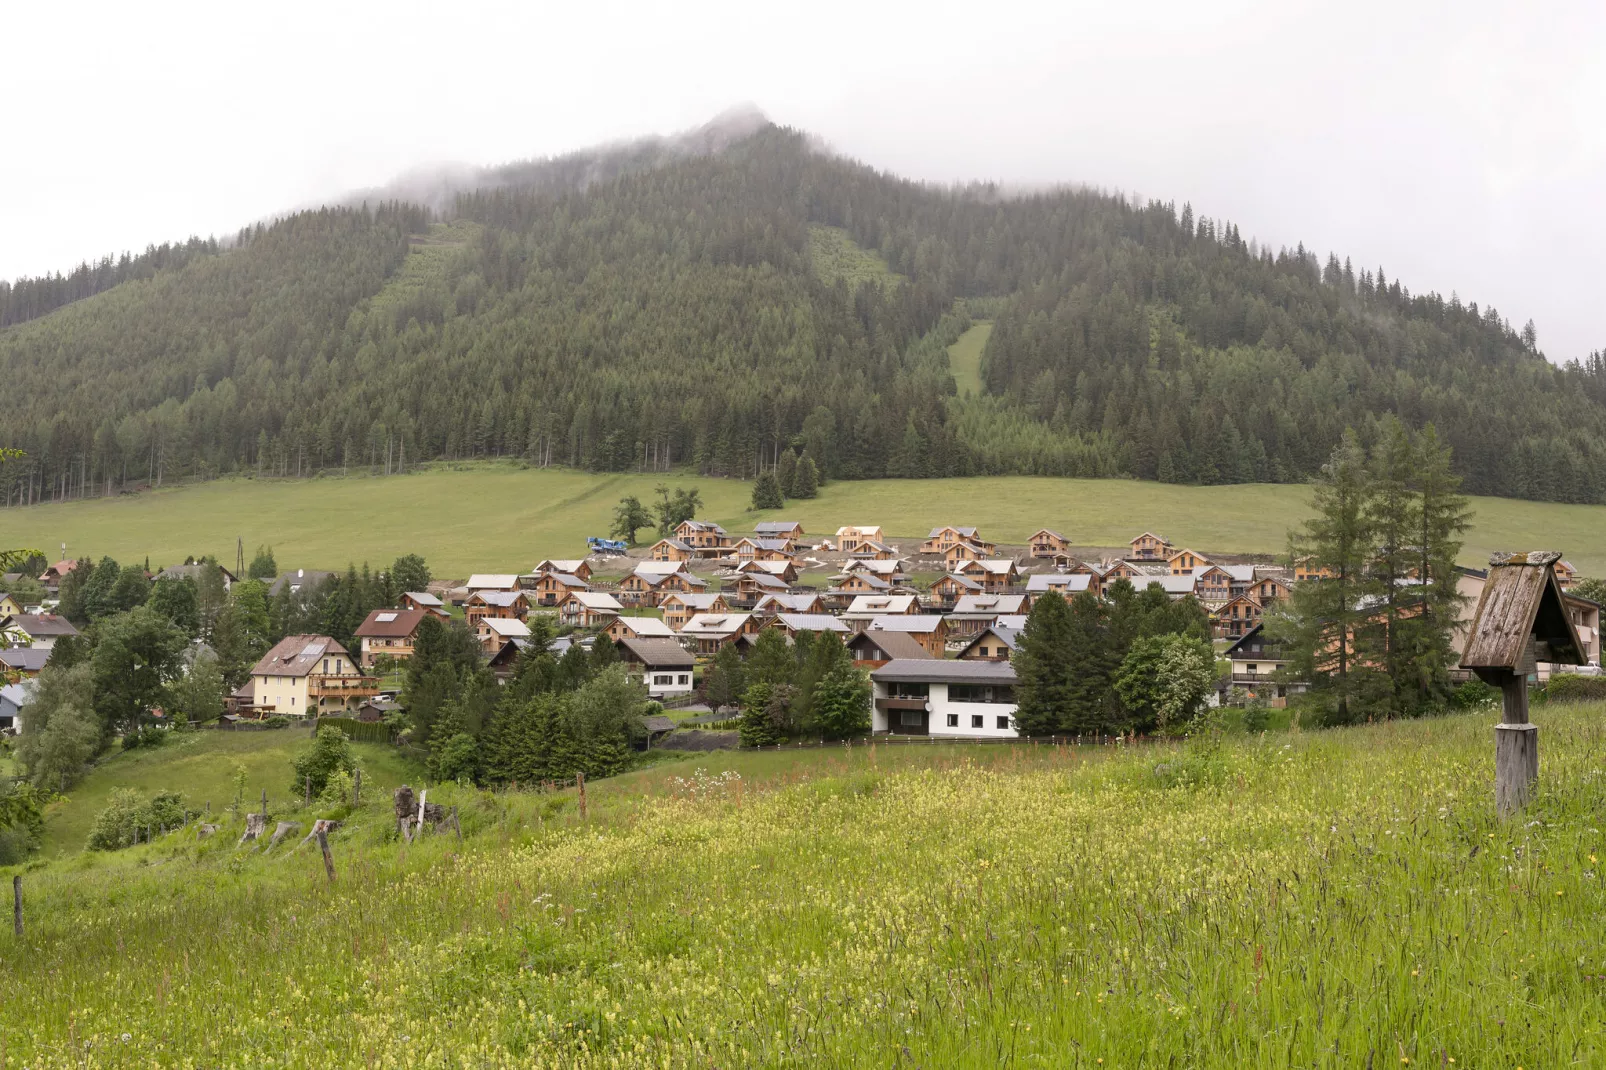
[1412,424,1472,707]
[750,471,785,510]
[1063,592,1120,735]
[1364,417,1420,716]
[1013,593,1076,736]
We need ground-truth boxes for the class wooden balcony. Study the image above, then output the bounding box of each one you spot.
[308,675,381,699]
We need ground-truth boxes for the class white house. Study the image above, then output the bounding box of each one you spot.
[869,660,1018,739]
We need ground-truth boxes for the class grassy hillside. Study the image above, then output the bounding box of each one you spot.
[4,463,1604,576]
[946,319,991,397]
[3,704,1605,1065]
[39,729,423,856]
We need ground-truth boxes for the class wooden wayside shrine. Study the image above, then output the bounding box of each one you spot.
[1458,551,1586,816]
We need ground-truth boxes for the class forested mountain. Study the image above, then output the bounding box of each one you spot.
[3,119,1605,505]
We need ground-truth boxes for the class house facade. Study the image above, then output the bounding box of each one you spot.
[1129,533,1172,561]
[615,637,696,699]
[1029,529,1070,558]
[675,520,731,557]
[557,592,624,629]
[870,660,1018,738]
[661,592,729,630]
[868,615,949,656]
[249,635,376,716]
[354,609,427,669]
[647,538,695,563]
[465,590,530,626]
[834,526,885,554]
[680,613,760,655]
[920,526,989,555]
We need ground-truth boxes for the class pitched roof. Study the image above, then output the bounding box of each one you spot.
[753,592,821,613]
[952,594,1028,615]
[564,591,623,611]
[0,647,50,672]
[355,609,427,638]
[1030,528,1066,540]
[846,630,935,661]
[250,635,354,678]
[737,572,789,591]
[1220,564,1257,581]
[933,573,983,591]
[466,574,520,590]
[403,591,443,607]
[870,615,946,634]
[614,617,678,638]
[1,613,78,638]
[955,559,1017,575]
[634,561,689,575]
[844,594,918,615]
[871,659,1017,684]
[681,613,754,637]
[1143,575,1199,595]
[928,526,979,538]
[267,569,337,596]
[737,560,794,576]
[754,521,802,535]
[157,563,237,584]
[615,636,695,668]
[678,520,727,534]
[844,558,903,575]
[531,560,586,574]
[470,590,529,607]
[995,614,1028,630]
[642,714,679,734]
[1026,573,1091,593]
[479,618,531,639]
[836,573,892,590]
[651,538,694,553]
[662,592,726,610]
[538,573,590,589]
[773,613,849,633]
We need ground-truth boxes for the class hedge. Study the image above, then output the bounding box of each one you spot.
[1541,674,1606,704]
[314,717,395,743]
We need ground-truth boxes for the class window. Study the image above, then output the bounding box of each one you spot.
[970,714,984,728]
[946,713,958,727]
[899,710,923,727]
[1247,664,1257,674]
[678,675,690,685]
[996,715,1010,730]
[653,674,672,685]
[949,684,1016,704]
[888,682,929,700]
[290,696,295,706]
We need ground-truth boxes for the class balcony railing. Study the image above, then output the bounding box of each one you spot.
[308,676,381,698]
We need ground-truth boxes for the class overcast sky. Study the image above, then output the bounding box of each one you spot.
[5,0,1602,359]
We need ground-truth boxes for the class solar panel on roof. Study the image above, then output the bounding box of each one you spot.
[376,612,398,622]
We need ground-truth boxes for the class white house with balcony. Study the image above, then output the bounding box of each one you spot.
[869,660,1018,738]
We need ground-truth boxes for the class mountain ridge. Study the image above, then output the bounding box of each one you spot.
[2,118,1605,505]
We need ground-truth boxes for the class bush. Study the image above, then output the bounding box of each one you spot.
[290,726,357,798]
[315,717,393,743]
[86,789,196,851]
[1450,678,1498,709]
[1542,674,1606,704]
[121,725,167,751]
[263,716,291,729]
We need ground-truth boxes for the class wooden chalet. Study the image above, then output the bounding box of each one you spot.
[942,540,993,566]
[842,594,922,630]
[618,567,706,608]
[868,616,949,657]
[1293,557,1335,582]
[847,541,899,561]
[660,592,729,631]
[401,591,451,618]
[833,526,885,554]
[1192,565,1233,602]
[953,558,1021,592]
[730,537,795,563]
[846,629,934,668]
[529,559,593,582]
[927,572,983,609]
[1213,595,1264,640]
[557,591,623,629]
[1029,529,1071,558]
[465,589,530,626]
[1249,575,1290,605]
[680,612,760,655]
[527,571,590,608]
[843,558,905,580]
[675,520,732,557]
[648,538,695,563]
[1167,549,1211,575]
[736,559,800,584]
[751,591,824,617]
[1128,532,1172,561]
[1025,572,1093,606]
[957,623,1021,662]
[475,616,530,653]
[604,615,679,643]
[947,594,1028,638]
[921,526,992,555]
[833,571,894,597]
[730,571,791,606]
[353,608,427,670]
[1555,559,1578,590]
[465,573,521,595]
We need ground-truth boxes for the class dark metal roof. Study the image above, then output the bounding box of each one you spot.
[871,659,1017,684]
[616,636,696,668]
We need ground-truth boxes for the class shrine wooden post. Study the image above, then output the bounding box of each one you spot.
[1458,551,1586,817]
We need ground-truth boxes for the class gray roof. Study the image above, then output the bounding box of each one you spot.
[952,594,1027,615]
[269,569,337,596]
[754,521,801,535]
[1220,564,1257,581]
[0,647,50,672]
[846,630,934,661]
[928,526,979,538]
[472,590,529,606]
[871,659,1018,684]
[869,615,946,634]
[774,613,849,633]
[1026,573,1091,593]
[616,636,696,669]
[2,613,79,638]
[642,714,678,733]
[1144,575,1199,595]
[404,591,444,606]
[961,625,1021,655]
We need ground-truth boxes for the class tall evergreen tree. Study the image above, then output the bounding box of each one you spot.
[1013,593,1076,736]
[791,452,820,499]
[750,471,785,510]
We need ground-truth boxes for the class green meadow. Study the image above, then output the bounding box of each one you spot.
[2,463,1603,577]
[946,319,992,397]
[3,702,1605,1065]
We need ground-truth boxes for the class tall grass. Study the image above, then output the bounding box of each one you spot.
[2,705,1604,1066]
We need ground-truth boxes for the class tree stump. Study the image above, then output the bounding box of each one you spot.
[267,822,301,850]
[298,818,342,846]
[237,812,268,846]
[394,786,416,841]
[196,823,220,840]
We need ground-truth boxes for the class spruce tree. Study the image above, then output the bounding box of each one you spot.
[775,448,798,498]
[1411,424,1472,707]
[1063,592,1120,735]
[1014,593,1076,736]
[751,471,785,510]
[1364,417,1420,716]
[791,453,819,499]
[1281,432,1379,725]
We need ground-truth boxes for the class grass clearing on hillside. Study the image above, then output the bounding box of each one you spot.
[3,705,1606,1065]
[40,728,424,856]
[946,319,992,397]
[4,463,1602,576]
[807,224,901,288]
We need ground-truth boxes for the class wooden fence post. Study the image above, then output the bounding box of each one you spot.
[260,788,268,819]
[304,775,311,807]
[451,805,462,842]
[353,768,361,807]
[12,875,20,937]
[577,773,587,820]
[316,829,336,883]
[416,789,427,838]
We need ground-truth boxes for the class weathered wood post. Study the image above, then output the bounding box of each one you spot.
[316,828,336,883]
[353,768,361,808]
[1459,551,1586,818]
[12,875,20,936]
[304,775,311,807]
[576,772,587,820]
